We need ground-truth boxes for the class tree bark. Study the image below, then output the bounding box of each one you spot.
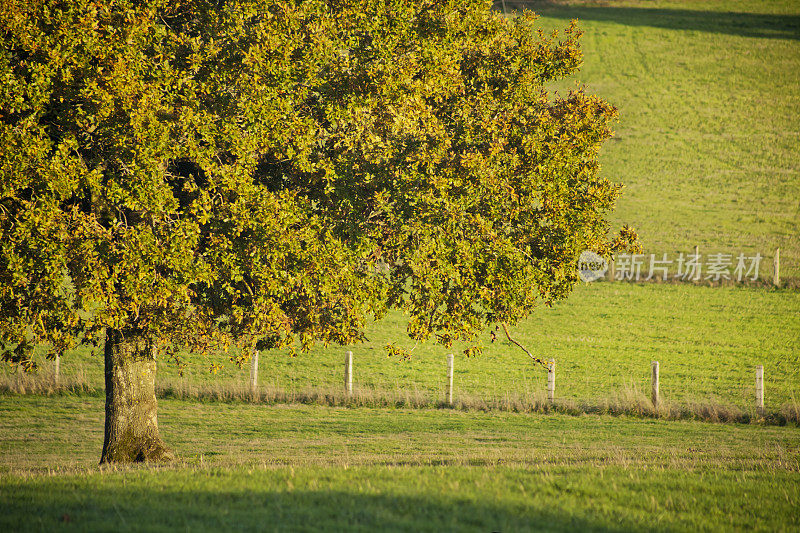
[100,329,171,464]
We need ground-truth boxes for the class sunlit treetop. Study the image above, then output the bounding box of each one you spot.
[0,0,638,369]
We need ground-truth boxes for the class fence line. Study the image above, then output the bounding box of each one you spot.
[21,350,779,420]
[321,355,768,415]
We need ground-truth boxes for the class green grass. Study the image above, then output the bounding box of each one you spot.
[5,1,800,416]
[8,0,800,415]
[519,0,800,279]
[7,283,799,415]
[1,395,799,531]
[2,3,799,531]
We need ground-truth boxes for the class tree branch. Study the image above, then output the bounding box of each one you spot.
[500,322,549,370]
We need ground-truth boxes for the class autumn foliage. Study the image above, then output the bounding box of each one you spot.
[1,0,636,366]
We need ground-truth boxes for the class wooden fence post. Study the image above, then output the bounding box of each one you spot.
[344,351,353,395]
[446,354,454,406]
[547,359,555,403]
[249,350,259,395]
[608,257,616,281]
[774,248,780,287]
[54,353,60,386]
[651,361,660,408]
[756,365,764,415]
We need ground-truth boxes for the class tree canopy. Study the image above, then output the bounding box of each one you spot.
[1,0,637,368]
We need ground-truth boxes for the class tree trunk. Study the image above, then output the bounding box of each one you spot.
[100,329,171,464]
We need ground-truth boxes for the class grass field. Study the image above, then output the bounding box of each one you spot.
[2,2,799,531]
[1,395,799,531]
[4,1,799,413]
[8,283,799,417]
[525,0,800,279]
[7,0,799,415]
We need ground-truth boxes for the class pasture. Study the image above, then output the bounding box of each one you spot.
[2,0,799,531]
[534,0,800,280]
[7,283,800,418]
[1,396,799,531]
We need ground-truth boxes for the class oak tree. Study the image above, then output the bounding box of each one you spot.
[0,0,636,463]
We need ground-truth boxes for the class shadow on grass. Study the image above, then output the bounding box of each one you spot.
[2,482,633,532]
[496,2,800,40]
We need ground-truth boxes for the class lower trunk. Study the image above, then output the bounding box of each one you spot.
[100,329,171,464]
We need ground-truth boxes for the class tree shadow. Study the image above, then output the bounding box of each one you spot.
[4,484,640,532]
[495,1,800,41]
